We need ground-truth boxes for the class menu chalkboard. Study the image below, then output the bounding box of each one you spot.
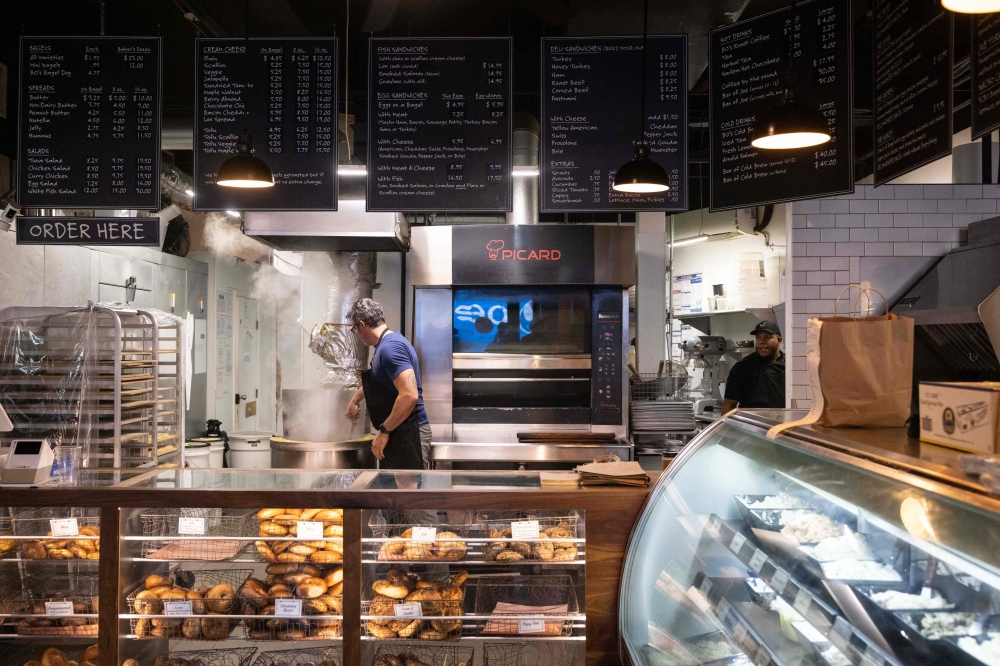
[17,37,161,209]
[367,38,512,212]
[709,0,853,211]
[16,216,159,246]
[194,38,338,211]
[540,36,687,212]
[873,0,952,185]
[973,14,1000,139]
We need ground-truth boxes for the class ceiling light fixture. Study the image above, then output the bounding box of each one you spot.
[338,165,368,177]
[217,0,274,189]
[226,210,241,218]
[613,0,670,194]
[671,235,709,248]
[512,167,540,177]
[942,0,1000,12]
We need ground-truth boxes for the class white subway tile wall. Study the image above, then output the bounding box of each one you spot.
[790,184,983,409]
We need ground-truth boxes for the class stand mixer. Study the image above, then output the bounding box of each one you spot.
[680,336,727,418]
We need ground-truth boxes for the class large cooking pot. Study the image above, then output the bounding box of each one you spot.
[270,436,376,469]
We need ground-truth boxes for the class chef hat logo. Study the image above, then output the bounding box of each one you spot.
[486,239,504,260]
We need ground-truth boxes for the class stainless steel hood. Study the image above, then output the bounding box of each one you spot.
[243,200,409,252]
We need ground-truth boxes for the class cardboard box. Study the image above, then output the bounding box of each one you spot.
[919,382,1000,454]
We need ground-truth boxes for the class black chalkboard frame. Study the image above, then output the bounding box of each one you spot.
[365,36,514,213]
[971,15,1000,140]
[708,0,855,211]
[538,35,689,213]
[193,37,340,212]
[17,36,163,210]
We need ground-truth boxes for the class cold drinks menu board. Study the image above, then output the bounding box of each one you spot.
[540,36,688,213]
[873,0,952,185]
[972,14,1000,139]
[195,38,338,211]
[367,38,512,212]
[709,0,854,211]
[17,37,161,209]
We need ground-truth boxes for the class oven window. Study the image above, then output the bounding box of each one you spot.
[453,287,591,354]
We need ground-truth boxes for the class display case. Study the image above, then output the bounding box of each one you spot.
[620,410,1000,666]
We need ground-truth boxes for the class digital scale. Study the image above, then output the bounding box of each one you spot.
[0,403,56,487]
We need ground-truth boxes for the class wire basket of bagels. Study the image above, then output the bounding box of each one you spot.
[483,641,584,666]
[11,507,101,561]
[14,645,101,666]
[473,511,581,563]
[2,572,100,636]
[254,508,344,565]
[0,516,14,560]
[474,575,579,637]
[369,511,470,562]
[371,643,474,666]
[140,508,256,561]
[249,645,342,666]
[130,647,259,666]
[127,568,251,640]
[363,568,468,641]
[241,561,343,641]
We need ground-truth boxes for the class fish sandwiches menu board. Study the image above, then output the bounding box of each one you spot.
[709,0,854,211]
[17,37,162,209]
[972,14,1000,139]
[367,38,512,212]
[873,0,952,185]
[541,36,688,212]
[195,38,338,211]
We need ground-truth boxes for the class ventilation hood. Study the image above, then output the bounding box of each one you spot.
[243,200,409,252]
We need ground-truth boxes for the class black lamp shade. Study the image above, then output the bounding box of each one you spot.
[613,145,671,193]
[751,99,831,150]
[217,132,274,188]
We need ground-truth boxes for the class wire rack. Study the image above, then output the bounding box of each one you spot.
[126,568,252,638]
[11,507,101,535]
[371,643,474,666]
[474,575,580,637]
[362,573,465,641]
[140,508,256,560]
[243,614,342,642]
[250,646,342,666]
[4,644,97,665]
[474,512,580,563]
[367,511,472,563]
[483,642,584,666]
[629,373,689,401]
[1,572,100,636]
[10,508,101,561]
[141,648,259,666]
[0,516,15,559]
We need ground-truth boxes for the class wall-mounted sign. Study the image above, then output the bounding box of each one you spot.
[16,216,159,246]
[972,14,1000,139]
[452,225,595,285]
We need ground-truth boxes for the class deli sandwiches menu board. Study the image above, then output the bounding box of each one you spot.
[709,0,853,211]
[367,38,512,212]
[17,37,162,209]
[540,36,688,213]
[195,38,338,211]
[873,0,952,185]
[972,14,1000,139]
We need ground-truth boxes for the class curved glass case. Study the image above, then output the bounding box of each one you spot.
[620,412,1000,666]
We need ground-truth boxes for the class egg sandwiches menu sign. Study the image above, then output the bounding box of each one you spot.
[709,0,854,210]
[972,13,1000,139]
[452,225,595,285]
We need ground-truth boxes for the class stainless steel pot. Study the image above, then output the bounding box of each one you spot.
[270,437,376,469]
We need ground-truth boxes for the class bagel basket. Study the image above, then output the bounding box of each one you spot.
[125,567,252,639]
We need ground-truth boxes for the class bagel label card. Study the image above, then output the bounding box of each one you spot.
[49,518,79,537]
[275,598,303,617]
[511,520,539,540]
[393,603,422,618]
[177,517,206,535]
[517,619,545,634]
[297,521,323,539]
[411,527,436,543]
[45,601,74,616]
[164,601,192,616]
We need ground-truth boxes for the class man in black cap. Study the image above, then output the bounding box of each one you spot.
[721,320,785,413]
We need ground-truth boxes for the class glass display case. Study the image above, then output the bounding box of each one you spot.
[620,412,1000,666]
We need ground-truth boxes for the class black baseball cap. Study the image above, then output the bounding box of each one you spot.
[751,320,782,336]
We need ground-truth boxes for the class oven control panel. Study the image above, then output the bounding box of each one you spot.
[592,289,624,425]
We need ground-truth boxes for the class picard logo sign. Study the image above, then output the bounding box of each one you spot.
[486,239,562,262]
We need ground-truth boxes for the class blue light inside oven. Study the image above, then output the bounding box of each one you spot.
[453,294,534,352]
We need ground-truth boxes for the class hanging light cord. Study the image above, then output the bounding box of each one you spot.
[638,0,650,147]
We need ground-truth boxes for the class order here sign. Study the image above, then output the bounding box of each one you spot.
[16,217,160,246]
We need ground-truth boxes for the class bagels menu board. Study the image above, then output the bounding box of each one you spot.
[873,0,952,185]
[367,38,512,212]
[17,37,162,209]
[194,38,338,211]
[972,14,1000,139]
[540,36,688,212]
[709,0,853,211]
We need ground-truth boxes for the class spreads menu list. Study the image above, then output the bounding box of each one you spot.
[367,38,512,212]
[972,13,1000,139]
[709,0,854,210]
[195,38,338,211]
[17,37,161,209]
[541,36,688,212]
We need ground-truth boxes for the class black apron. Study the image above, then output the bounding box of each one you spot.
[742,354,785,408]
[360,330,424,469]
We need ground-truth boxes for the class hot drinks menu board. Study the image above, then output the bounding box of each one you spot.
[709,0,854,211]
[367,38,512,212]
[17,37,161,209]
[540,36,688,212]
[873,0,952,185]
[972,14,1000,139]
[194,38,338,211]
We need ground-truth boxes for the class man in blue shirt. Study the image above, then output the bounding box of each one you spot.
[345,298,430,469]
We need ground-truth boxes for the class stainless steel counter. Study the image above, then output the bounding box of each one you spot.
[430,440,633,466]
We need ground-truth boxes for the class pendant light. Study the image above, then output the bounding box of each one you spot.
[613,0,670,193]
[942,0,1000,12]
[217,0,274,188]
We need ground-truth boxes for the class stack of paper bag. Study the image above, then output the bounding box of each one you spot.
[575,460,649,487]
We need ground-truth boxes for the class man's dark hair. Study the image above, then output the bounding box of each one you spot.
[348,298,385,328]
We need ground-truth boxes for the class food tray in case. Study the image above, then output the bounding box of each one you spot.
[255,508,345,564]
[363,572,466,641]
[126,568,252,639]
[139,647,259,666]
[474,510,580,563]
[1,571,99,636]
[11,507,101,561]
[371,643,474,666]
[474,574,580,637]
[894,611,981,640]
[733,495,856,539]
[483,641,584,666]
[250,645,342,666]
[945,634,1000,666]
[368,510,471,563]
[140,508,256,560]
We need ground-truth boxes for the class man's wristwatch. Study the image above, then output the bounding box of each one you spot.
[378,424,389,434]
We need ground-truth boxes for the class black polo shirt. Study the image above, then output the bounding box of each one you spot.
[724,352,786,408]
